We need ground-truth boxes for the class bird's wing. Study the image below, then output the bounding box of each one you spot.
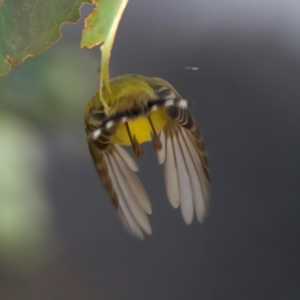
[85,110,152,239]
[154,87,210,224]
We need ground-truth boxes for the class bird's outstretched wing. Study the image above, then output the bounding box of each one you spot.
[154,83,210,224]
[85,109,152,239]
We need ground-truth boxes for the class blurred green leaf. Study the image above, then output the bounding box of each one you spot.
[0,0,93,76]
[0,41,99,131]
[0,111,54,272]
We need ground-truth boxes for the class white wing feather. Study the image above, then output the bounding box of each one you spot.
[104,147,152,238]
[164,131,180,208]
[159,122,209,224]
[172,129,194,224]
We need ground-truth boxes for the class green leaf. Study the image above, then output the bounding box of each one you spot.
[0,0,93,76]
[81,0,128,112]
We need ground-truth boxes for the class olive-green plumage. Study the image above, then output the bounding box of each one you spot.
[84,74,209,238]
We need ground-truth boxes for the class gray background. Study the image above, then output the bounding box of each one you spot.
[1,1,300,299]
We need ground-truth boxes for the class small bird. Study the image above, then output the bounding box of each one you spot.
[84,74,209,238]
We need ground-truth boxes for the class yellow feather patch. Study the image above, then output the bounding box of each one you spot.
[112,109,168,145]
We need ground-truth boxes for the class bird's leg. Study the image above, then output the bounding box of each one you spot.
[124,122,144,157]
[148,116,162,151]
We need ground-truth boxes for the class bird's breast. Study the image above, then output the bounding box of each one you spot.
[112,109,168,145]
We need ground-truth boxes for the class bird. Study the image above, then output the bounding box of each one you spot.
[84,74,210,238]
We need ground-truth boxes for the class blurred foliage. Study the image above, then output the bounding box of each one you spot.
[0,19,99,273]
[0,0,93,75]
[0,41,98,132]
[0,111,54,272]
